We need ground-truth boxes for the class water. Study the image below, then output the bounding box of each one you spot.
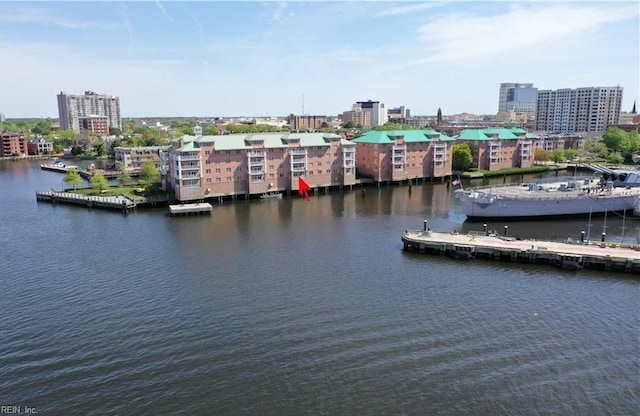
[1,160,638,415]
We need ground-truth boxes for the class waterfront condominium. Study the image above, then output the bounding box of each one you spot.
[352,129,455,182]
[57,90,122,134]
[454,128,536,171]
[168,132,357,202]
[535,86,623,134]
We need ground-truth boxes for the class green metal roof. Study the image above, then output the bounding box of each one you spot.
[455,128,538,141]
[353,129,454,144]
[175,132,353,152]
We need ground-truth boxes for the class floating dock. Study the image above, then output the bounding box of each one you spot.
[36,190,135,213]
[169,203,213,216]
[401,229,640,274]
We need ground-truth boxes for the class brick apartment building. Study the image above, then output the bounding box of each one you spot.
[353,130,455,182]
[168,132,356,201]
[0,131,28,157]
[455,128,536,171]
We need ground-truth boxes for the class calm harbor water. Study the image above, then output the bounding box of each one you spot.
[1,159,638,415]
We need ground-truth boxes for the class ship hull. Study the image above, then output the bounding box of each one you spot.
[456,190,640,220]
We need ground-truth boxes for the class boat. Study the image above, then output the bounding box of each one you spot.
[40,160,79,173]
[454,169,640,220]
[260,192,282,200]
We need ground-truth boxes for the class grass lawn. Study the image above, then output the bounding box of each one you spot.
[69,184,172,202]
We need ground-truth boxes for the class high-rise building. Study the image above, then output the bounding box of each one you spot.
[535,86,623,133]
[387,106,410,123]
[57,90,122,134]
[354,100,387,127]
[498,83,537,118]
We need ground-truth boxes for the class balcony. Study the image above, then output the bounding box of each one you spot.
[177,153,201,161]
[180,172,201,178]
[290,149,307,156]
[179,164,200,171]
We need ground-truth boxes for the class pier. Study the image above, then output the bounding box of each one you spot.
[402,229,640,274]
[169,203,213,216]
[36,190,135,213]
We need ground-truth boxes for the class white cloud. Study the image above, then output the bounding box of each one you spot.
[0,5,116,29]
[377,2,445,17]
[418,3,639,63]
[269,2,293,21]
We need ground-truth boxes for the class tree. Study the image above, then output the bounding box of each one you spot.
[32,121,52,136]
[63,169,83,190]
[117,165,131,185]
[90,172,109,192]
[564,148,578,160]
[93,142,106,157]
[534,148,552,162]
[57,129,77,141]
[138,161,161,187]
[601,127,630,153]
[342,121,355,129]
[452,143,473,171]
[109,127,122,136]
[584,139,609,159]
[552,149,565,164]
[607,152,624,165]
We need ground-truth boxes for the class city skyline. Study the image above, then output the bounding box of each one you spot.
[0,1,638,119]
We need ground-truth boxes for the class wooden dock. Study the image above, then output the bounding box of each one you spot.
[36,191,135,213]
[402,229,640,274]
[169,203,213,216]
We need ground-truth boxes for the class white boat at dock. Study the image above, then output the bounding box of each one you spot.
[40,160,79,173]
[454,168,640,220]
[260,192,283,200]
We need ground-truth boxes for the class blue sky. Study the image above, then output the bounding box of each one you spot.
[0,1,638,118]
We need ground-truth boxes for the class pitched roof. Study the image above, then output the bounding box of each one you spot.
[175,132,353,152]
[353,129,454,144]
[455,128,539,141]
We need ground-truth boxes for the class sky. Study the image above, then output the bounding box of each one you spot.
[0,0,638,118]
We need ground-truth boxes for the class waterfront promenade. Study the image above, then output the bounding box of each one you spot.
[402,229,640,274]
[35,190,136,212]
